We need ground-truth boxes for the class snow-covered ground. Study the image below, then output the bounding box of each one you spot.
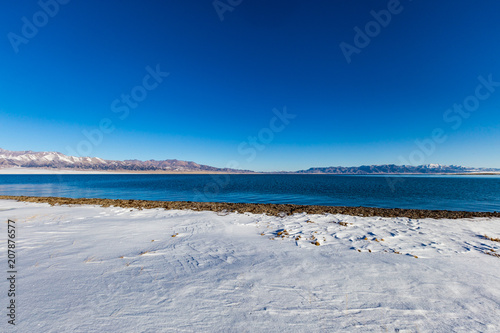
[1,200,500,332]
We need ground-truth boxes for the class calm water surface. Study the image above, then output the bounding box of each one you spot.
[1,174,500,212]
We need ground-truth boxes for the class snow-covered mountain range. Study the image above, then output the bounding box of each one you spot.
[295,164,500,174]
[0,148,247,173]
[0,148,499,174]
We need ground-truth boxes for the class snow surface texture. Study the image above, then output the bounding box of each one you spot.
[1,200,500,332]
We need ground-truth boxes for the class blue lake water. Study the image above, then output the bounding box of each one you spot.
[0,174,500,212]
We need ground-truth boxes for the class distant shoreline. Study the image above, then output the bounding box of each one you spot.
[1,195,499,219]
[0,167,499,175]
[0,167,254,175]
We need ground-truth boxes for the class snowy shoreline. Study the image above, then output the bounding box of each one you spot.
[1,195,499,220]
[1,199,500,331]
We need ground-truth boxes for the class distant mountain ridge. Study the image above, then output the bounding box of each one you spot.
[0,148,499,174]
[0,148,250,173]
[295,164,500,174]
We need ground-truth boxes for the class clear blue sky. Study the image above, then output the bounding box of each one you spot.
[1,0,500,171]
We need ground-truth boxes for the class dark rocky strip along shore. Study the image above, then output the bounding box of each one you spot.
[1,195,500,219]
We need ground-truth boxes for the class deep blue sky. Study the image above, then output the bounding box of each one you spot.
[1,0,500,171]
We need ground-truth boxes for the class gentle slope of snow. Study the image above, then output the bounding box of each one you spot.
[1,200,499,332]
